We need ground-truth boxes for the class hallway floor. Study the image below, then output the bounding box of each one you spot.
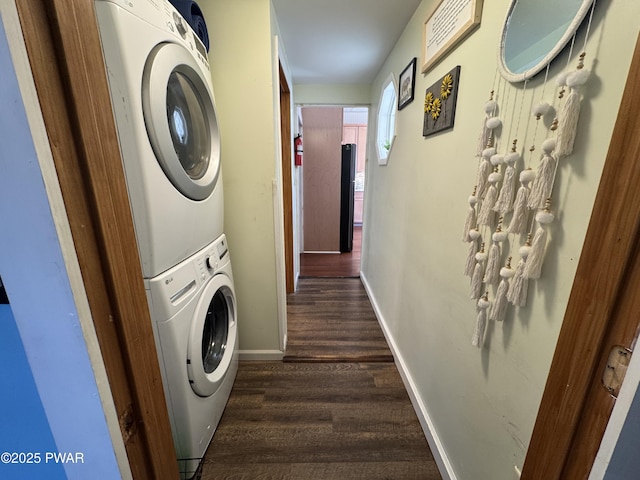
[200,277,442,480]
[299,225,362,278]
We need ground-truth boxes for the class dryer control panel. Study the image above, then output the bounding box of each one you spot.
[96,0,210,71]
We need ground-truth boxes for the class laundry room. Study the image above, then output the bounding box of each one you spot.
[2,0,640,479]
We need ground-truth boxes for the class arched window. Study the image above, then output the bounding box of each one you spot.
[375,74,397,165]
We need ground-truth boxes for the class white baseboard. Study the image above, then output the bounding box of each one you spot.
[360,272,456,480]
[238,350,284,361]
[302,251,341,254]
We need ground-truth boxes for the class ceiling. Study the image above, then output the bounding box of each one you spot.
[271,0,422,85]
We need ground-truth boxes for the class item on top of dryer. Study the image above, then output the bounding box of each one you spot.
[95,0,224,278]
[146,234,238,479]
[169,0,209,51]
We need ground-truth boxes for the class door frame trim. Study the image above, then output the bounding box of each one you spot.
[15,0,180,477]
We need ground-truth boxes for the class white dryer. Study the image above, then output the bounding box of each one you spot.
[95,0,224,278]
[146,234,238,478]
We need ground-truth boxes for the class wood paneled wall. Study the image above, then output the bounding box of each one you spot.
[302,107,343,252]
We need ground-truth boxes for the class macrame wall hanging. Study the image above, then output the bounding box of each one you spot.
[462,0,599,347]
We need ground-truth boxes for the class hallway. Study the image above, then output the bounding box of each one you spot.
[299,225,362,278]
[200,277,441,479]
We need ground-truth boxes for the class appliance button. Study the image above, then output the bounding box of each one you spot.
[172,12,187,38]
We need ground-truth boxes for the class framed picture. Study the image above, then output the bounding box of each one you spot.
[421,0,483,74]
[423,65,461,137]
[398,57,417,110]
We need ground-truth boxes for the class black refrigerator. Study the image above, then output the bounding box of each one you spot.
[340,144,356,253]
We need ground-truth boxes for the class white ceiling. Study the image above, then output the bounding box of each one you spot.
[271,0,422,85]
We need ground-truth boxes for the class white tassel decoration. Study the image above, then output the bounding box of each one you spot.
[490,153,504,168]
[478,170,501,227]
[556,89,581,157]
[470,244,487,299]
[483,242,501,285]
[477,117,490,157]
[472,294,490,347]
[486,116,502,131]
[464,230,481,277]
[484,226,506,285]
[494,150,519,214]
[508,168,535,235]
[484,99,498,115]
[470,263,485,299]
[476,159,492,200]
[555,71,571,89]
[490,258,515,322]
[557,62,590,157]
[476,99,497,156]
[532,102,551,119]
[507,239,532,307]
[476,146,495,199]
[462,189,478,242]
[524,203,555,279]
[528,138,558,210]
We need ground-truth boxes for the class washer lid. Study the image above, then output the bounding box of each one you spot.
[142,42,220,201]
[187,274,236,397]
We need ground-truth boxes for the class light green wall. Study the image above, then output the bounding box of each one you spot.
[363,1,640,478]
[294,83,372,105]
[201,0,282,354]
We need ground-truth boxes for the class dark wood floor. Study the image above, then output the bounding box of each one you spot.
[300,226,361,278]
[284,278,393,362]
[200,362,441,480]
[200,276,442,479]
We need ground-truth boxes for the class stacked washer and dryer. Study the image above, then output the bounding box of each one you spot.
[94,1,237,478]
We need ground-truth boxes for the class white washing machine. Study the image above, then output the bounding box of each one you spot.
[146,234,238,478]
[95,0,224,278]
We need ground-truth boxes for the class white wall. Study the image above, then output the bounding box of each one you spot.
[363,1,640,479]
[294,83,372,105]
[201,0,284,356]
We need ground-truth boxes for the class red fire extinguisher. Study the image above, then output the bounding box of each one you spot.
[294,134,303,166]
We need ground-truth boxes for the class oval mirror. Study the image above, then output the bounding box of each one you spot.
[498,0,594,83]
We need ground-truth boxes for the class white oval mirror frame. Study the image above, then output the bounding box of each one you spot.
[375,74,397,166]
[498,0,594,83]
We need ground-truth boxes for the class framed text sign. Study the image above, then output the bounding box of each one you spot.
[421,0,483,74]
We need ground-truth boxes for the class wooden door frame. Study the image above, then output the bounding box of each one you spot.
[15,0,179,478]
[522,32,640,479]
[279,62,294,294]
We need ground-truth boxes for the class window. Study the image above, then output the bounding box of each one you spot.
[375,74,397,165]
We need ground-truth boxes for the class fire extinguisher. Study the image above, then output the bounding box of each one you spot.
[294,134,303,166]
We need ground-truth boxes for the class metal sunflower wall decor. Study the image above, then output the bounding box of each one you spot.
[423,65,461,137]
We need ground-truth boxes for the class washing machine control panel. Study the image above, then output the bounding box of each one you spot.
[146,235,230,318]
[196,235,229,281]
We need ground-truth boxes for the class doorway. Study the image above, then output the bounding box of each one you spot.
[299,106,368,278]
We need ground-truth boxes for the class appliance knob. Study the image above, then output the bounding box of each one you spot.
[173,12,187,38]
[206,256,215,269]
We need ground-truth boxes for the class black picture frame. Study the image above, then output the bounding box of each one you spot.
[398,57,417,110]
[423,65,461,137]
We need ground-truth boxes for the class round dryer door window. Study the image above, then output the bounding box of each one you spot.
[142,42,221,201]
[187,274,237,397]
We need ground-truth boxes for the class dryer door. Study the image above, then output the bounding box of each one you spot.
[142,42,221,201]
[187,273,236,397]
